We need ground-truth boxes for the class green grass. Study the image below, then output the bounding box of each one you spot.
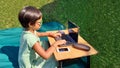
[0,0,120,68]
[0,0,54,29]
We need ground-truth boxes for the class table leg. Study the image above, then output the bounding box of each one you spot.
[58,61,63,68]
[87,56,90,68]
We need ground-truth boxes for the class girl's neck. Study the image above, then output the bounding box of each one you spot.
[25,28,35,34]
[29,29,35,33]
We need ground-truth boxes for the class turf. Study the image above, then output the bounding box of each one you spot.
[0,0,54,29]
[0,0,120,68]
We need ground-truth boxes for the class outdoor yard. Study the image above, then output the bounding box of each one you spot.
[0,0,120,68]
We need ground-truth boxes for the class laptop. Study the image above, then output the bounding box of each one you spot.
[54,21,90,51]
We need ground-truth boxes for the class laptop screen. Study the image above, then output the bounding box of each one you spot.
[68,21,79,43]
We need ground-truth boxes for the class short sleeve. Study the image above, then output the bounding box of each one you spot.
[26,35,39,48]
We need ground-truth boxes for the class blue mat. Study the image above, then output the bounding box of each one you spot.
[0,22,87,68]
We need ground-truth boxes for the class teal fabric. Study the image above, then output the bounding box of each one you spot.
[0,22,87,68]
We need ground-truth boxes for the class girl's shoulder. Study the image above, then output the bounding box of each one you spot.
[22,31,38,40]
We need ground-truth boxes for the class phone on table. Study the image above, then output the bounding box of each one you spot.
[57,48,70,52]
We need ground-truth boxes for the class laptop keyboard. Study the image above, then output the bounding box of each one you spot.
[55,34,76,46]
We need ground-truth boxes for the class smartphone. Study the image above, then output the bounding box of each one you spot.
[57,48,70,52]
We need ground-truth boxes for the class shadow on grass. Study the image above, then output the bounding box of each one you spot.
[40,0,58,22]
[40,0,91,25]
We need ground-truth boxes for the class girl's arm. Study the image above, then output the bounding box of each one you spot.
[36,32,50,37]
[32,40,66,59]
[36,31,61,38]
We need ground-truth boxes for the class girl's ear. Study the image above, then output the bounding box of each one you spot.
[28,22,33,28]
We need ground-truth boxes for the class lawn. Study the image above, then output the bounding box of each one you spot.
[0,0,54,29]
[0,0,120,68]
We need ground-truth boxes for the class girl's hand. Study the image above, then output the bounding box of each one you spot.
[49,32,61,38]
[53,40,66,47]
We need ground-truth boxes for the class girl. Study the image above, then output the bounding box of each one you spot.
[18,6,66,68]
